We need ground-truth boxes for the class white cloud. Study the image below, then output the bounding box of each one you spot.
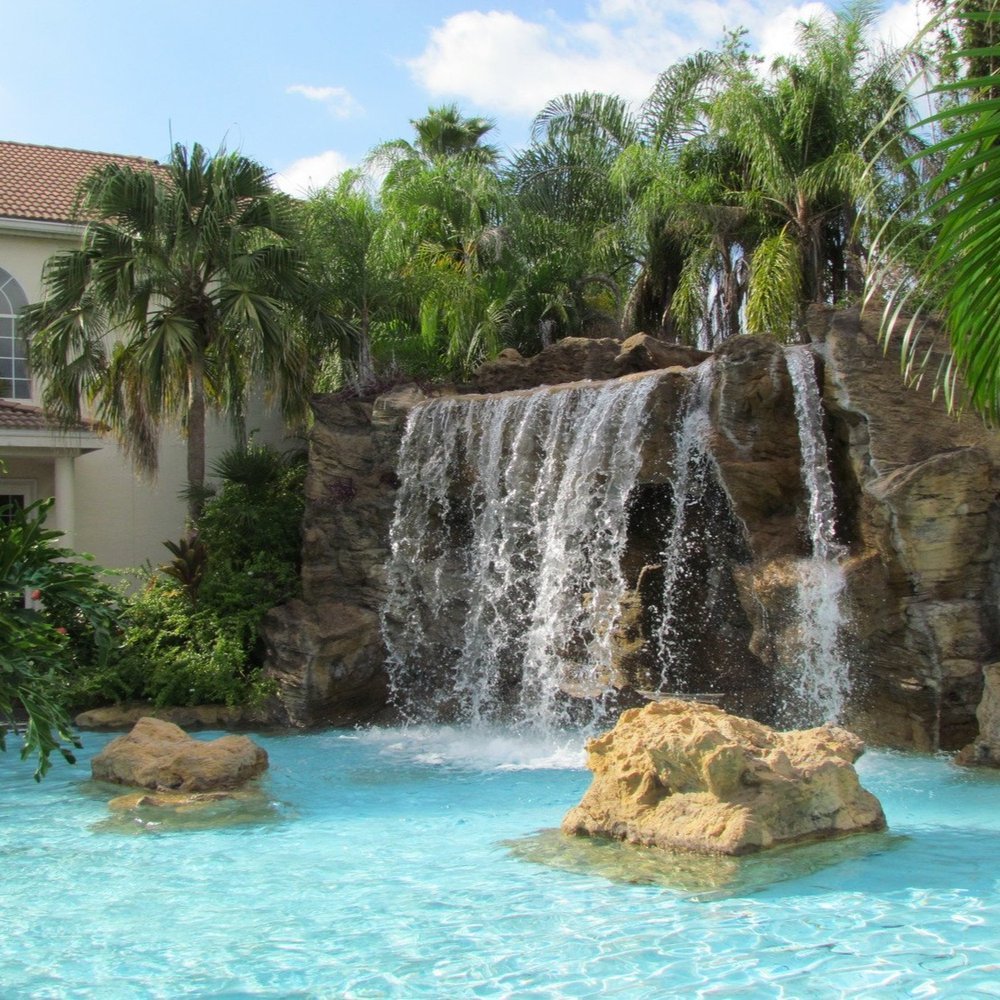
[407,10,670,115]
[406,3,935,120]
[274,150,352,197]
[876,0,935,48]
[756,2,831,68]
[286,84,364,119]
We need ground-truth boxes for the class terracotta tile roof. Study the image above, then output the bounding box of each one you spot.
[0,398,95,432]
[0,140,162,224]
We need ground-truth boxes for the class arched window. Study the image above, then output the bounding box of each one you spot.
[0,268,30,400]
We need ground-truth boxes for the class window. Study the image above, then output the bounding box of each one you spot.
[0,268,30,400]
[0,493,25,525]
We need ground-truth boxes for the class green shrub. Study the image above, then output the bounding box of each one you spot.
[69,443,304,711]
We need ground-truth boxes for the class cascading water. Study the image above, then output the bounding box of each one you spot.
[382,374,661,731]
[784,345,851,724]
[655,359,717,686]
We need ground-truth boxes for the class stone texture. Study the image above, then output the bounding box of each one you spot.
[91,717,268,792]
[262,384,428,726]
[263,599,388,726]
[810,306,1000,750]
[562,700,886,855]
[473,337,621,392]
[709,336,807,562]
[956,663,1000,766]
[472,334,708,393]
[614,334,711,377]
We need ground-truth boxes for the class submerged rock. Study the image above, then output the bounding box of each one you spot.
[99,787,281,833]
[562,699,885,856]
[91,717,268,792]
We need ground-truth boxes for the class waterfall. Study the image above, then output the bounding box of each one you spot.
[784,345,850,725]
[655,359,717,686]
[382,374,660,730]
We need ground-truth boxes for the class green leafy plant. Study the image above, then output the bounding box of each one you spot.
[69,443,304,711]
[0,497,119,778]
[160,536,208,602]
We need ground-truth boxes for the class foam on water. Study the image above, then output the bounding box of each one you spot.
[357,723,587,771]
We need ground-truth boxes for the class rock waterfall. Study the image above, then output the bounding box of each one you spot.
[383,375,661,729]
[782,345,851,725]
[265,309,1000,754]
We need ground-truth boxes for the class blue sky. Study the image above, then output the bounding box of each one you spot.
[3,0,925,195]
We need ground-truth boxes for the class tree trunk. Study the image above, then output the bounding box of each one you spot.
[186,354,207,525]
[357,305,374,386]
[797,192,824,303]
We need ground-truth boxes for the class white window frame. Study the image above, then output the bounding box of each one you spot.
[0,267,30,400]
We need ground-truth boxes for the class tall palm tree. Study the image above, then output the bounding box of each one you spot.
[616,47,745,342]
[508,92,638,342]
[411,103,500,164]
[370,103,500,190]
[23,143,326,519]
[379,153,513,372]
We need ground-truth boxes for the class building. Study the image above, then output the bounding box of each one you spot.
[0,140,287,571]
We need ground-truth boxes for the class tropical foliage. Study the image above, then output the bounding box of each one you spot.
[22,142,332,517]
[0,497,118,778]
[292,3,925,368]
[870,1,1000,420]
[69,443,305,710]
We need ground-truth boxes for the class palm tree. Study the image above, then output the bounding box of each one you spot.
[300,170,401,386]
[379,153,513,372]
[508,92,638,342]
[870,1,1000,419]
[370,103,500,190]
[709,1,920,335]
[22,142,326,519]
[616,47,744,342]
[411,103,500,164]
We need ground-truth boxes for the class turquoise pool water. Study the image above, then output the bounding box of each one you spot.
[2,726,999,998]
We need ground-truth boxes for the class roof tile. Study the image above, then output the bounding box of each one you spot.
[0,398,95,431]
[0,140,162,224]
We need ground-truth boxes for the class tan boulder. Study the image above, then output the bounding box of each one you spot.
[562,699,885,855]
[91,717,268,792]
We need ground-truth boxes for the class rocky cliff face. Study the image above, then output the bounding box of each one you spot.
[262,387,426,725]
[264,307,1000,751]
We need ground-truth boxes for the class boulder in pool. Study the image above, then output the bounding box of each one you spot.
[562,699,885,855]
[91,717,268,792]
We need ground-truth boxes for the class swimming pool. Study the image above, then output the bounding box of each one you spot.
[2,725,998,998]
